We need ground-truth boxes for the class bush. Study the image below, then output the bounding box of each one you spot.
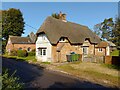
[28,51,35,56]
[10,50,17,56]
[17,50,27,57]
[1,68,24,89]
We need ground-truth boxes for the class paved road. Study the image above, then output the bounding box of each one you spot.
[2,56,111,89]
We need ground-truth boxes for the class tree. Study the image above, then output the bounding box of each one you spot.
[2,8,25,40]
[94,18,114,41]
[1,68,24,89]
[51,11,66,20]
[112,17,120,47]
[2,8,25,54]
[93,24,102,38]
[51,13,59,19]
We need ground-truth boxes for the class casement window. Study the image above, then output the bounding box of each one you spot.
[38,47,47,56]
[98,48,103,52]
[83,47,88,55]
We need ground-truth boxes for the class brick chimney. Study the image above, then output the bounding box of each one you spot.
[59,11,67,22]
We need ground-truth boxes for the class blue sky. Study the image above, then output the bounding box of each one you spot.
[2,2,118,37]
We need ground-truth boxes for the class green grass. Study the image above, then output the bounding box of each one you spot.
[56,63,119,88]
[41,62,51,64]
[101,64,120,70]
[110,50,120,56]
[3,55,37,62]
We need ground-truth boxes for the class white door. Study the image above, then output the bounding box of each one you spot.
[38,48,47,62]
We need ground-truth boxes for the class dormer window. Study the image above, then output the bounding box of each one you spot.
[59,38,65,42]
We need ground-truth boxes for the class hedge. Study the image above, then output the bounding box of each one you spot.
[17,50,27,57]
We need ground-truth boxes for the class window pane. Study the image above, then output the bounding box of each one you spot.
[38,49,42,55]
[40,49,42,55]
[43,49,46,55]
[83,47,87,54]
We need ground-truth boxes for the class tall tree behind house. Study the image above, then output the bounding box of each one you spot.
[2,8,25,53]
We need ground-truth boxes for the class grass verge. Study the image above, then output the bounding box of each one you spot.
[56,62,119,88]
[3,55,37,62]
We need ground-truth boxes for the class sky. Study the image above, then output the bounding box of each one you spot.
[2,2,118,37]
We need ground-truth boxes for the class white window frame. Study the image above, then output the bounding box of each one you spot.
[98,48,103,52]
[38,48,47,56]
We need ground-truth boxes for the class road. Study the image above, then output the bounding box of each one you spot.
[2,56,111,89]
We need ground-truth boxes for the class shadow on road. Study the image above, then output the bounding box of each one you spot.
[2,56,45,87]
[2,56,118,89]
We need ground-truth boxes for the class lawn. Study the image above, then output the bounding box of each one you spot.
[110,50,120,56]
[56,62,119,88]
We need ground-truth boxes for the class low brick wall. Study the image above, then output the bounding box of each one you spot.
[105,56,120,66]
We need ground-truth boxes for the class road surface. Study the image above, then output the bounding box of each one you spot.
[2,56,111,89]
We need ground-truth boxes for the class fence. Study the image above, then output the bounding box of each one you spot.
[105,56,120,66]
[82,55,120,65]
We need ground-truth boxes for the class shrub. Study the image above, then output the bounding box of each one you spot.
[1,68,24,89]
[31,49,35,52]
[10,50,17,56]
[17,50,27,57]
[28,51,35,56]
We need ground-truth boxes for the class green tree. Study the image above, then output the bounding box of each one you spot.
[51,13,59,19]
[1,68,24,89]
[2,8,25,40]
[112,17,120,47]
[94,18,114,41]
[2,8,25,54]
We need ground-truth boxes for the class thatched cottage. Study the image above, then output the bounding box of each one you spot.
[36,13,111,62]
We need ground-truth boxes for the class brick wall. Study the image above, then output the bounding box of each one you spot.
[51,40,96,62]
[95,47,106,56]
[6,43,35,52]
[13,44,35,51]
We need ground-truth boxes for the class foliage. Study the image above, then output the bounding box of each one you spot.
[2,8,25,40]
[2,8,25,54]
[110,50,120,56]
[51,13,59,19]
[94,18,114,41]
[2,40,7,54]
[28,50,35,56]
[17,50,27,57]
[1,68,24,89]
[10,49,17,56]
[51,12,66,19]
[112,17,120,46]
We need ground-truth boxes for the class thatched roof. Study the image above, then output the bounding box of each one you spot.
[9,35,34,44]
[96,41,108,48]
[36,16,101,44]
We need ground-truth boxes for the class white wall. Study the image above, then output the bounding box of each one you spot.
[36,34,52,62]
[106,46,110,56]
